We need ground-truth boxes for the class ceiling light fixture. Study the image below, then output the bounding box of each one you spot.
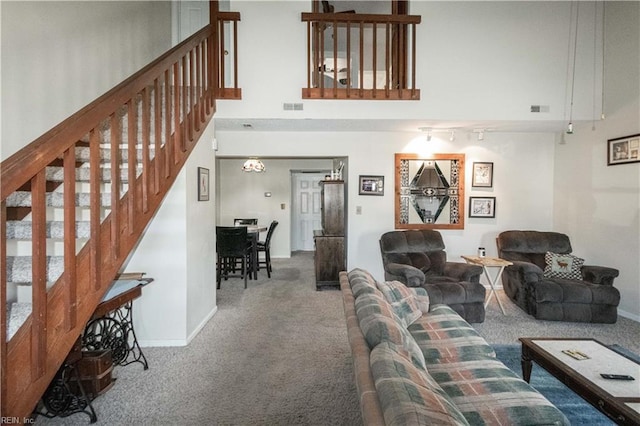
[242,158,266,173]
[419,127,433,141]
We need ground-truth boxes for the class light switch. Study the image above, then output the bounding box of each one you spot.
[281,203,286,210]
[356,206,362,215]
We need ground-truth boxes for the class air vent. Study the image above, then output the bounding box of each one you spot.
[283,103,304,111]
[530,105,550,113]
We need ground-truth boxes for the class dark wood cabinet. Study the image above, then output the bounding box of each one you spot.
[314,180,345,289]
[314,232,345,288]
[320,180,345,236]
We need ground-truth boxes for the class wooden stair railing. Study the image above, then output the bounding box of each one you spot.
[0,22,218,419]
[301,12,421,100]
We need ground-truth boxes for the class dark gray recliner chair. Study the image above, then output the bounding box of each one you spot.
[497,230,620,323]
[379,229,486,323]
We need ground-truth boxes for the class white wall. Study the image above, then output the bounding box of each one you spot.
[215,130,556,279]
[125,121,218,346]
[217,158,334,257]
[216,1,603,124]
[1,1,172,160]
[553,2,640,320]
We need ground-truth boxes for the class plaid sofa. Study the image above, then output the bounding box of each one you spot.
[340,268,570,426]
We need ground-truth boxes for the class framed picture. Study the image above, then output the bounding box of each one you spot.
[471,162,493,188]
[469,196,496,218]
[607,134,640,166]
[197,167,210,201]
[359,175,384,196]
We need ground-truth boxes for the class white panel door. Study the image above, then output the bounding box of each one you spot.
[175,0,209,43]
[292,173,325,251]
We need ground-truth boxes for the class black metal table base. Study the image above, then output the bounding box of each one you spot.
[34,362,97,423]
[83,301,149,370]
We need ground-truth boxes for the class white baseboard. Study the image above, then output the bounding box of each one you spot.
[618,309,640,323]
[138,305,218,347]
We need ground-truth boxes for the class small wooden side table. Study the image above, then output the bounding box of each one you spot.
[461,255,512,315]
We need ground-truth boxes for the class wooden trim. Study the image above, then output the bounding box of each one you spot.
[303,88,420,100]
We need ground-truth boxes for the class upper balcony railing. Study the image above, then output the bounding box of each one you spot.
[301,12,421,100]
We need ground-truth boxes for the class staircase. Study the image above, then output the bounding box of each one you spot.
[1,25,217,419]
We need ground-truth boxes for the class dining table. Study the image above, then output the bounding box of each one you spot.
[237,224,267,279]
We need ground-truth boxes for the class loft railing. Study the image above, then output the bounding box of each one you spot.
[216,11,242,99]
[301,12,421,100]
[0,22,219,419]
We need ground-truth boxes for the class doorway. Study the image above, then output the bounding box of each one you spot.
[291,171,329,251]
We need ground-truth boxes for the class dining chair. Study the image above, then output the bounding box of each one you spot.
[257,221,278,278]
[216,226,252,289]
[233,218,258,226]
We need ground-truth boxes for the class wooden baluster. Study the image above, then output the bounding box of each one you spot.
[30,170,47,379]
[182,55,188,152]
[385,22,390,99]
[1,200,6,408]
[306,21,312,96]
[359,23,364,98]
[173,62,181,163]
[141,86,151,212]
[154,78,165,181]
[232,19,239,96]
[127,98,138,235]
[219,19,226,92]
[372,23,377,98]
[110,113,121,260]
[188,49,195,142]
[89,128,101,290]
[346,21,351,98]
[63,146,77,331]
[196,42,202,129]
[164,70,173,175]
[411,23,417,98]
[332,23,338,98]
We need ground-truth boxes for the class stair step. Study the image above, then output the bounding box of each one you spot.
[46,165,143,183]
[6,302,31,340]
[6,256,63,283]
[74,146,155,163]
[6,220,91,239]
[5,191,111,208]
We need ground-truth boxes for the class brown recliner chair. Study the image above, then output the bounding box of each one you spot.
[379,229,486,323]
[497,230,620,323]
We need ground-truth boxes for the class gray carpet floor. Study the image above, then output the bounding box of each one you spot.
[36,252,640,425]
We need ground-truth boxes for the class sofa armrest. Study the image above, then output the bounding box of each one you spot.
[581,265,619,286]
[504,261,544,283]
[384,262,425,287]
[443,262,483,283]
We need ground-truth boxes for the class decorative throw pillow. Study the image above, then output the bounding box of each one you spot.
[544,252,584,280]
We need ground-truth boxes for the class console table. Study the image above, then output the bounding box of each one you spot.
[82,273,153,369]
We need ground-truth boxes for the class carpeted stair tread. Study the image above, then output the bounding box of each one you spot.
[5,256,64,283]
[6,220,91,239]
[6,302,32,340]
[45,165,143,183]
[5,191,111,208]
[74,146,156,163]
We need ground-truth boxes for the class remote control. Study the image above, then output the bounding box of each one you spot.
[600,373,635,380]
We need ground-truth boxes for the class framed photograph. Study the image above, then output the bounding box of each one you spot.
[469,196,496,218]
[197,167,210,201]
[359,175,384,196]
[607,134,640,166]
[472,162,493,188]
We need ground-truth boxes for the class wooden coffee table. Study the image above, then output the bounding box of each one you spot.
[520,338,640,425]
